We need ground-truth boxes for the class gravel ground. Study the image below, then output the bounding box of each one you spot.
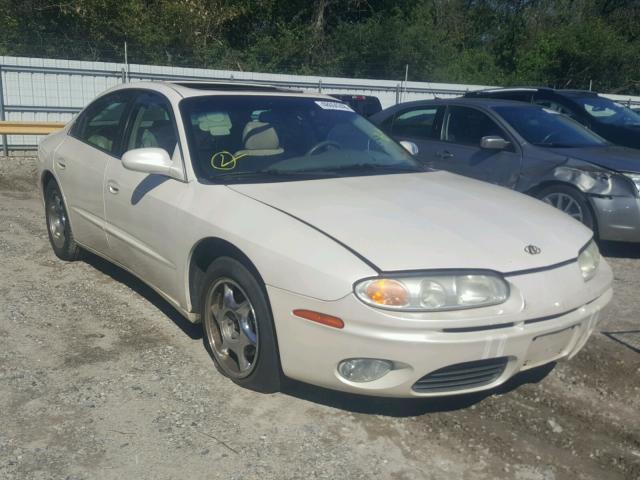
[1,157,639,480]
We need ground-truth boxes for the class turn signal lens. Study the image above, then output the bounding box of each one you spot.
[293,309,344,329]
[362,279,409,307]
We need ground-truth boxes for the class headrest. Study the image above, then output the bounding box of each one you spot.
[196,112,232,136]
[242,121,280,150]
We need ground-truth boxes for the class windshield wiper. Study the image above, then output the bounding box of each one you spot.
[294,163,426,174]
[210,168,338,183]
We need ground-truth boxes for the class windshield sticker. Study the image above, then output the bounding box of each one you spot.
[211,151,247,170]
[543,108,560,115]
[315,100,354,112]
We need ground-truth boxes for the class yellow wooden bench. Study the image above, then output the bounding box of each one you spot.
[0,121,66,135]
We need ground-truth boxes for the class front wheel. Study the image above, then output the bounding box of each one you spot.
[201,257,282,393]
[44,180,82,261]
[537,185,595,232]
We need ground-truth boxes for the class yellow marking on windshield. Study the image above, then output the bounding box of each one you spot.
[211,151,247,170]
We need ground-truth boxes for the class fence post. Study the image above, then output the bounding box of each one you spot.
[395,83,401,104]
[0,65,8,156]
[318,79,322,93]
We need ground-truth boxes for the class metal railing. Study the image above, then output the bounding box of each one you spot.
[2,56,640,155]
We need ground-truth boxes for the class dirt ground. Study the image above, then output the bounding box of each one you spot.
[1,156,639,480]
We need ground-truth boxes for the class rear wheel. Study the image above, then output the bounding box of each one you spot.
[537,185,595,232]
[44,181,82,261]
[201,257,281,393]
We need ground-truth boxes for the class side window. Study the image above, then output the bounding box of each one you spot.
[388,107,440,140]
[534,98,577,119]
[444,106,506,145]
[73,93,129,154]
[126,93,178,155]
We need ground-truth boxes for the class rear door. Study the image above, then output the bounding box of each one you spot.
[55,90,131,253]
[103,90,188,302]
[437,105,521,188]
[381,105,445,165]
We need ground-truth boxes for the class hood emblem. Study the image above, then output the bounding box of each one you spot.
[524,245,541,255]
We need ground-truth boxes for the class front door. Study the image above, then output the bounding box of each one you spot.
[103,91,188,303]
[436,105,521,188]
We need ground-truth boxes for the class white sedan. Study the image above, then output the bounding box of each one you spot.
[37,82,613,397]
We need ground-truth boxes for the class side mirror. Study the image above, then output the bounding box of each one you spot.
[122,148,182,179]
[480,136,510,150]
[399,140,419,155]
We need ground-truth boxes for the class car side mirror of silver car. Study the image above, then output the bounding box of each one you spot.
[480,136,511,150]
[122,148,183,180]
[399,141,419,155]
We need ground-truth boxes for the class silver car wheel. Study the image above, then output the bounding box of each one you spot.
[47,190,67,249]
[204,278,259,379]
[542,192,584,222]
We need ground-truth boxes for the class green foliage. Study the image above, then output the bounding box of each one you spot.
[1,0,639,94]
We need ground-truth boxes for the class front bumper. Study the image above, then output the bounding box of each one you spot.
[268,260,613,398]
[590,195,640,242]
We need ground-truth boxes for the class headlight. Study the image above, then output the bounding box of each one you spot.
[354,272,509,312]
[622,172,640,195]
[577,240,600,281]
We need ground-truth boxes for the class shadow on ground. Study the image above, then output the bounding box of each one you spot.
[282,362,556,417]
[600,241,640,259]
[82,251,202,340]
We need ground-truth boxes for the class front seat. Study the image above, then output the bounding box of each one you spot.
[235,121,284,157]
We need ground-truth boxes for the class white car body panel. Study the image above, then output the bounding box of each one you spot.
[230,171,593,273]
[36,82,613,397]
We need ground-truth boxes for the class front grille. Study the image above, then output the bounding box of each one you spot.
[412,357,509,393]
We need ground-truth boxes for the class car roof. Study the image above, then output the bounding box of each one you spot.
[102,80,339,101]
[388,97,542,110]
[465,87,598,98]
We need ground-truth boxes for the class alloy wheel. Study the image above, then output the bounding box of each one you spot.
[204,278,259,379]
[542,192,584,222]
[47,190,67,249]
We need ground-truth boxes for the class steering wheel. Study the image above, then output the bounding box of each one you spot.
[306,140,341,156]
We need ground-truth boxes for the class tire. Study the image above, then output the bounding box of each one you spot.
[44,180,83,261]
[200,257,281,393]
[537,184,596,232]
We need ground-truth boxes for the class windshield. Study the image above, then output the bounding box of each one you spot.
[493,105,607,148]
[573,96,640,126]
[180,95,422,182]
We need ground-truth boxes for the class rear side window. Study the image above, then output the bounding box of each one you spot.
[72,92,129,154]
[387,107,441,140]
[444,106,505,145]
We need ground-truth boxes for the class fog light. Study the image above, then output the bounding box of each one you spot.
[337,358,393,383]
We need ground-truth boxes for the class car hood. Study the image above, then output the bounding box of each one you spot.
[229,171,592,273]
[555,145,640,173]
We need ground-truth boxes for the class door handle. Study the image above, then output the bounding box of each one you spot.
[56,159,66,169]
[107,181,120,194]
[436,150,454,159]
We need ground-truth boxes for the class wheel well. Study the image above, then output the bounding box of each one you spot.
[188,238,265,313]
[41,170,56,191]
[526,181,599,236]
[526,180,576,197]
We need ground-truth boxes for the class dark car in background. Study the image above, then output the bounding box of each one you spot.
[370,98,640,243]
[328,94,382,117]
[464,88,640,150]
